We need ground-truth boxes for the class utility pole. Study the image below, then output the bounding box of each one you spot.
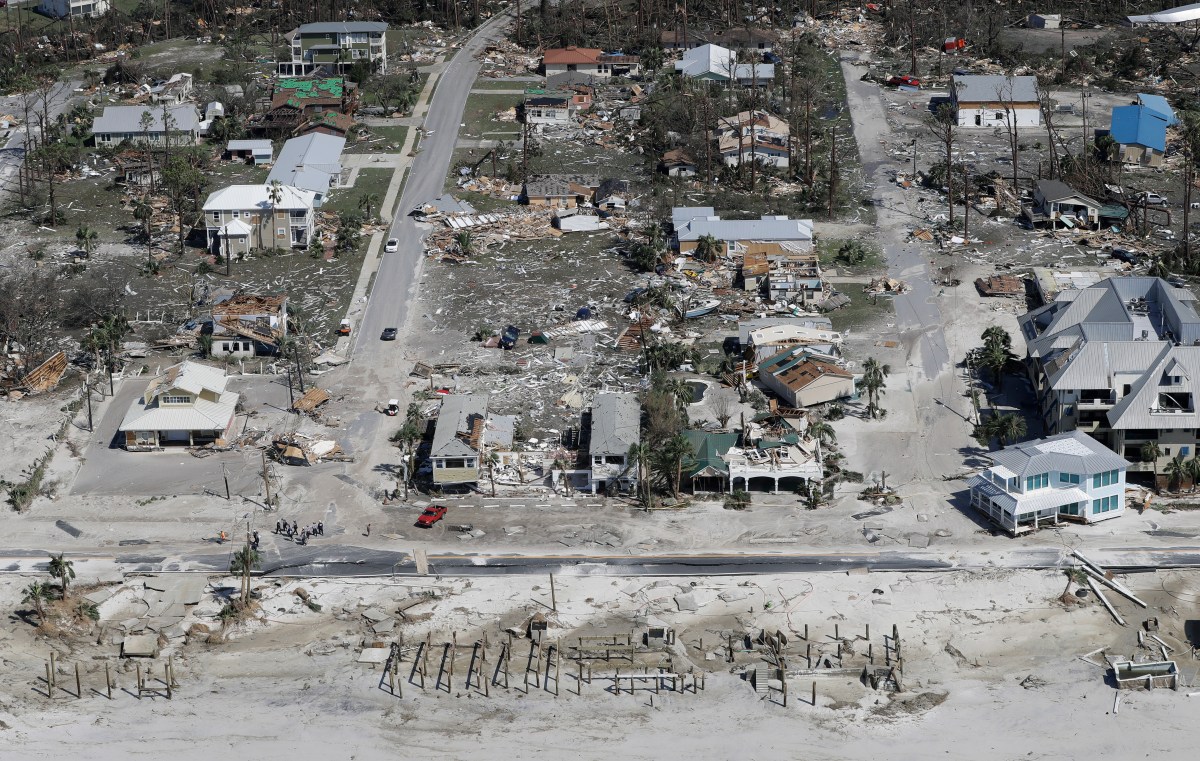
[827,128,838,219]
[221,462,231,500]
[286,367,295,410]
[261,450,273,509]
[1081,90,1091,175]
[241,521,251,605]
[963,162,970,238]
[907,0,918,76]
[84,376,93,432]
[1186,145,1194,263]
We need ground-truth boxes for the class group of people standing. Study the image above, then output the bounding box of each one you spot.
[274,520,324,545]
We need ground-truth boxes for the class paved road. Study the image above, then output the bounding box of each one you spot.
[0,79,80,207]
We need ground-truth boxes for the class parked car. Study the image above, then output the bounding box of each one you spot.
[887,75,920,88]
[336,319,352,336]
[763,51,782,64]
[1168,275,1187,287]
[500,324,520,349]
[1135,191,1170,206]
[384,238,399,253]
[1111,248,1140,266]
[381,327,398,341]
[415,506,447,528]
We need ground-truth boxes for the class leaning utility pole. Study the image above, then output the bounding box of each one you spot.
[827,129,838,219]
[261,450,273,509]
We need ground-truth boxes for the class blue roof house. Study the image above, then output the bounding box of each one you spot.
[1108,95,1175,167]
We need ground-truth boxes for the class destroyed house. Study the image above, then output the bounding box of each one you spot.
[211,293,288,357]
[674,211,814,254]
[253,78,357,136]
[294,110,355,138]
[595,178,631,210]
[225,139,275,165]
[951,74,1040,128]
[119,361,239,450]
[279,21,389,76]
[587,392,641,494]
[659,148,698,177]
[740,242,824,306]
[1022,180,1102,230]
[523,92,573,125]
[541,47,640,78]
[521,174,601,207]
[967,430,1128,534]
[429,394,518,485]
[150,73,193,105]
[715,110,790,168]
[674,44,774,86]
[203,184,316,255]
[1106,94,1176,168]
[725,432,823,494]
[1019,276,1200,483]
[757,348,853,408]
[745,320,841,364]
[91,105,200,147]
[266,133,345,206]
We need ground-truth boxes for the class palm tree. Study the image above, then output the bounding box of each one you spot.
[981,325,1011,352]
[230,544,261,605]
[808,420,836,446]
[1186,456,1200,493]
[75,226,98,257]
[266,180,285,250]
[980,342,1014,392]
[48,553,74,597]
[991,413,1027,447]
[1142,442,1163,490]
[859,357,890,417]
[692,234,721,263]
[1166,455,1187,493]
[22,582,51,622]
[358,192,381,221]
[133,199,154,269]
[454,230,474,257]
[656,433,694,498]
[485,451,499,497]
[627,443,654,510]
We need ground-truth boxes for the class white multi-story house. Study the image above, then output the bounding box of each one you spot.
[91,105,201,147]
[202,184,316,255]
[967,430,1128,534]
[1019,276,1200,486]
[279,21,389,76]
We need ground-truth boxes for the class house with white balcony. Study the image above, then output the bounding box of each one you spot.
[586,392,640,495]
[967,430,1128,534]
[279,21,389,76]
[202,184,316,255]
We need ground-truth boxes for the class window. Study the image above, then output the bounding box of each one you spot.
[1092,469,1120,488]
[1025,473,1049,491]
[162,395,190,405]
[1059,502,1082,516]
[232,211,240,219]
[1059,473,1081,485]
[242,342,251,351]
[1184,446,1192,457]
[1092,495,1121,514]
[277,228,286,236]
[211,211,220,222]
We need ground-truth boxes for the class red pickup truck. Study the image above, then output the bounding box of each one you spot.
[415,506,447,528]
[887,75,921,88]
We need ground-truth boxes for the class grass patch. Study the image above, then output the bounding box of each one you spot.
[326,168,394,218]
[471,80,532,91]
[818,237,884,274]
[348,125,410,155]
[826,288,895,333]
[460,93,524,138]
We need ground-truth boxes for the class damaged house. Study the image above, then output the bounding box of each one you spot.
[541,47,641,78]
[757,348,853,409]
[429,394,515,486]
[967,430,1128,534]
[714,110,790,168]
[521,174,601,207]
[1103,93,1176,168]
[211,293,288,357]
[673,209,814,255]
[119,361,239,450]
[586,392,641,494]
[951,74,1040,128]
[674,44,774,87]
[1021,180,1102,230]
[266,132,345,207]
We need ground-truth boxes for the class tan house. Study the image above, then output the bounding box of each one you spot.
[542,47,640,78]
[119,361,239,450]
[757,348,853,408]
[430,394,516,486]
[211,293,288,357]
[521,174,601,207]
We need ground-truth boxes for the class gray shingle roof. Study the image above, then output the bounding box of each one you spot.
[989,430,1127,478]
[677,215,814,243]
[431,394,488,458]
[952,74,1039,104]
[298,21,388,33]
[589,393,640,456]
[1036,179,1100,207]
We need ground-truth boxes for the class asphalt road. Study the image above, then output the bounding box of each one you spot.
[0,79,80,207]
[352,11,515,358]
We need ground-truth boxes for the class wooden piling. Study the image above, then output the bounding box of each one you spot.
[803,623,808,641]
[554,644,560,697]
[135,664,142,698]
[865,623,870,641]
[105,662,112,699]
[834,623,839,640]
[44,662,52,697]
[869,643,873,664]
[811,681,816,707]
[806,642,811,668]
[75,663,81,699]
[49,652,56,694]
[165,664,172,699]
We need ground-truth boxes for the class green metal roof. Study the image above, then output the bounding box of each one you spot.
[682,430,738,479]
[277,78,346,105]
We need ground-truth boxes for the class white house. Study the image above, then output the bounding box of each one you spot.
[675,44,774,86]
[39,0,108,17]
[967,430,1128,534]
[211,293,288,358]
[951,74,1041,128]
[202,184,316,255]
[587,392,640,495]
[119,361,239,450]
[265,133,345,207]
[91,105,201,147]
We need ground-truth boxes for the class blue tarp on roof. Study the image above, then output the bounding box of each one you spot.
[1136,93,1177,126]
[1109,105,1168,153]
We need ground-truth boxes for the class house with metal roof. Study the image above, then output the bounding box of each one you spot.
[279,21,389,76]
[119,361,239,450]
[673,210,814,254]
[682,430,739,493]
[202,184,317,255]
[226,139,275,165]
[266,133,345,206]
[1019,276,1200,483]
[757,347,853,409]
[967,430,1128,534]
[674,44,774,86]
[1021,180,1103,230]
[91,105,201,147]
[587,392,641,494]
[950,74,1040,128]
[1106,95,1175,167]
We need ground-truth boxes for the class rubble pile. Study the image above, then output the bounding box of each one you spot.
[476,40,539,77]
